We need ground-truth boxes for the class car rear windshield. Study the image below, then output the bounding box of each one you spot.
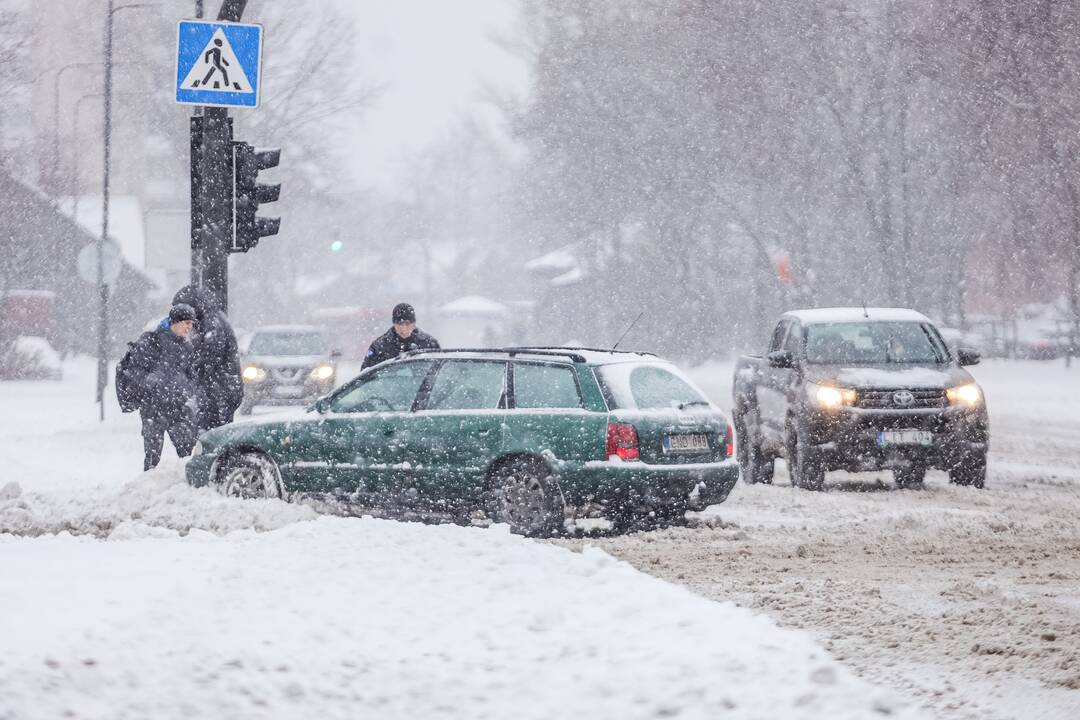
[595,363,710,410]
[249,331,327,356]
[804,321,949,364]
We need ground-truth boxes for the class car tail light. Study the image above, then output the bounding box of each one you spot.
[606,422,640,461]
[724,423,734,458]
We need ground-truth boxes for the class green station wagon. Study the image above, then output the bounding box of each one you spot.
[186,348,739,535]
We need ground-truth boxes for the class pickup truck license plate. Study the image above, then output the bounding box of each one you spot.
[273,386,305,398]
[877,430,932,447]
[664,433,710,452]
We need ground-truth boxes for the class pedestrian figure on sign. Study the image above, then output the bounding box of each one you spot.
[172,285,244,431]
[194,38,240,90]
[115,304,199,471]
[361,303,440,369]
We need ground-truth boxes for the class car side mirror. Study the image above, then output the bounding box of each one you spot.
[956,348,981,366]
[767,350,795,369]
[313,397,331,414]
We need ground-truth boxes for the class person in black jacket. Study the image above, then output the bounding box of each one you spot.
[172,285,243,431]
[361,302,440,370]
[126,304,199,470]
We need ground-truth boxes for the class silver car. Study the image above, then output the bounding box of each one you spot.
[239,325,340,413]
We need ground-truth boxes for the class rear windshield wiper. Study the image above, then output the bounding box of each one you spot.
[678,400,711,410]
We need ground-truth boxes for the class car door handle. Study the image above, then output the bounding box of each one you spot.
[383,427,396,436]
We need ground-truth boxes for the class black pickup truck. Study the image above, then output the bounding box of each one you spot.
[732,308,988,490]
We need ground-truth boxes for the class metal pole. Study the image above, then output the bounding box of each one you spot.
[97,0,115,421]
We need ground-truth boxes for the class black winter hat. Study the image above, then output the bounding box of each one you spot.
[169,303,197,324]
[392,302,416,324]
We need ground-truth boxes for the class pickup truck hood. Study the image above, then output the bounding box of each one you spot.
[805,363,973,390]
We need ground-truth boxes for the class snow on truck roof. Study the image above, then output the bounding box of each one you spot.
[781,307,932,325]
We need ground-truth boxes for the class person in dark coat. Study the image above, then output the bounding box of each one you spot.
[126,304,199,470]
[172,285,243,431]
[361,302,440,370]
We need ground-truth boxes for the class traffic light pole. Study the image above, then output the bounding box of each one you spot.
[190,0,248,313]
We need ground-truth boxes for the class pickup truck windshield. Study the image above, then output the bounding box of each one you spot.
[804,321,949,365]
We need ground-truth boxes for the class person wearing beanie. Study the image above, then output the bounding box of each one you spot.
[116,303,199,470]
[361,302,440,370]
[172,285,243,431]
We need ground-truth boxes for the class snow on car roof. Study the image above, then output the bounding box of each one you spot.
[781,307,932,325]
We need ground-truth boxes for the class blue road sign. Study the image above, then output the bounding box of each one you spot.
[176,20,262,108]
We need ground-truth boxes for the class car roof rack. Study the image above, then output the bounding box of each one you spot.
[511,345,658,358]
[402,347,588,363]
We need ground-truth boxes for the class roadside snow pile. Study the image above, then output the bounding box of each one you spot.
[0,516,918,720]
[0,461,316,538]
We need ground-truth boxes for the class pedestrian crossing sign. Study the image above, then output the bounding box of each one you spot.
[176,20,262,108]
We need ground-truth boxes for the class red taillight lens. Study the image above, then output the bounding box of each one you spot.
[606,422,640,461]
[725,423,734,458]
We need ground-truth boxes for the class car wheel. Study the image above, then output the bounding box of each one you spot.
[787,426,825,491]
[893,466,926,490]
[487,458,564,538]
[736,412,774,485]
[948,452,986,489]
[216,451,283,500]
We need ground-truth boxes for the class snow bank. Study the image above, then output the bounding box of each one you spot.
[0,516,915,719]
[0,462,316,538]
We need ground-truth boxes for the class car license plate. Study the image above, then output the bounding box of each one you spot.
[877,430,932,447]
[664,433,710,453]
[273,386,305,398]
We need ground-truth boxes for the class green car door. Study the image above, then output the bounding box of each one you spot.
[404,359,509,506]
[501,360,607,465]
[283,359,435,502]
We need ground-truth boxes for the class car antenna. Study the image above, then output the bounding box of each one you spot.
[611,310,645,352]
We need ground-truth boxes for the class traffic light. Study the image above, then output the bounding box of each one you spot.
[231,141,281,253]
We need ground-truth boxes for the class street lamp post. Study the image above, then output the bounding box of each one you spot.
[97,0,159,420]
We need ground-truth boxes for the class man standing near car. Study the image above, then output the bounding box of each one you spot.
[124,304,199,470]
[361,302,440,369]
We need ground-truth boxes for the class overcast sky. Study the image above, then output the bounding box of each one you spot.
[329,0,529,193]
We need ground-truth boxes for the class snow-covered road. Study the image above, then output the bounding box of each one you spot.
[561,360,1080,720]
[0,359,913,719]
[1,358,1078,718]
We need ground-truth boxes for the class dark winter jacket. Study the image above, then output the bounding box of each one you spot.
[126,325,196,419]
[172,286,243,422]
[361,327,440,369]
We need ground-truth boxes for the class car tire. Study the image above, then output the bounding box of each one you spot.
[487,457,564,538]
[736,412,774,485]
[948,452,987,489]
[215,451,283,500]
[893,466,926,490]
[787,426,825,491]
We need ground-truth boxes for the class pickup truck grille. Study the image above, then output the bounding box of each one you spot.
[856,388,946,410]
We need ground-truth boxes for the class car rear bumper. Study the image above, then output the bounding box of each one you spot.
[556,457,740,510]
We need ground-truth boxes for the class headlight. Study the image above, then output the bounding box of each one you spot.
[946,383,982,407]
[310,364,334,381]
[242,365,266,382]
[808,382,856,409]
